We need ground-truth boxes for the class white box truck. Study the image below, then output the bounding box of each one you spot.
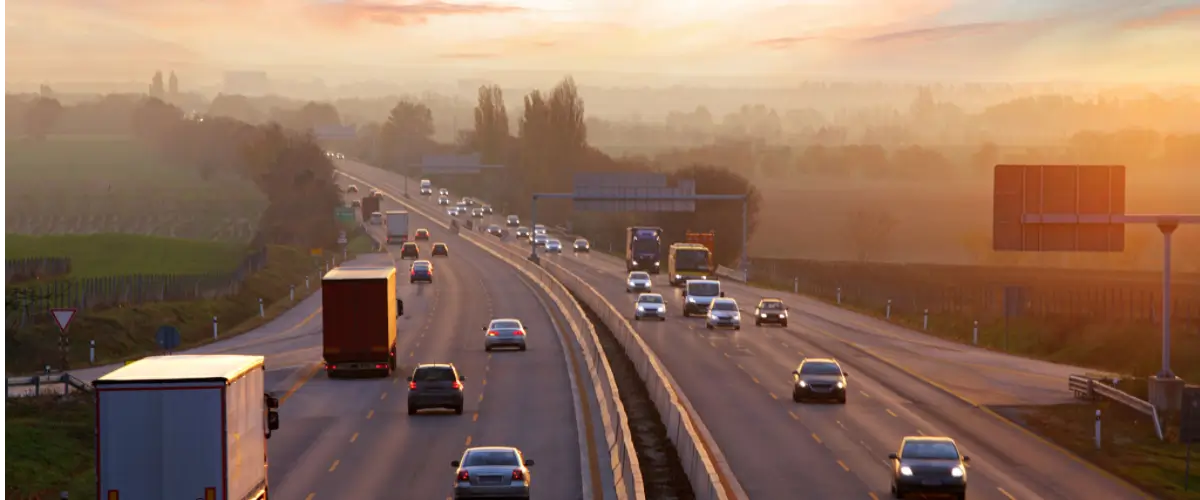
[94,354,281,500]
[385,210,410,245]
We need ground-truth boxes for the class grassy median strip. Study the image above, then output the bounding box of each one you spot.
[5,394,96,499]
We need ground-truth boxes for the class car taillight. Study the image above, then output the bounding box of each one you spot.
[457,470,469,482]
[451,381,461,389]
[513,330,525,336]
[410,270,415,276]
[375,363,387,369]
[326,364,336,370]
[487,331,498,336]
[409,381,417,390]
[512,469,524,480]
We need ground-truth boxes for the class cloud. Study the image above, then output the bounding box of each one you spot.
[307,0,526,29]
[853,21,1013,45]
[752,36,822,50]
[1123,5,1200,29]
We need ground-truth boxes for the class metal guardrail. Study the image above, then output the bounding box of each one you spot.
[545,260,747,500]
[6,373,93,397]
[1069,374,1164,441]
[339,170,643,500]
[715,265,747,283]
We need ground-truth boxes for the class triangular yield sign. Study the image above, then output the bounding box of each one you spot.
[50,308,77,332]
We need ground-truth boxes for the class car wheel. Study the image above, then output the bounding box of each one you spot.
[735,326,741,331]
[407,406,417,416]
[519,345,527,351]
[454,404,464,415]
[755,320,761,326]
[781,320,788,327]
[706,324,714,330]
[485,346,492,352]
[838,395,847,404]
[792,389,802,402]
[891,484,902,499]
[659,317,666,322]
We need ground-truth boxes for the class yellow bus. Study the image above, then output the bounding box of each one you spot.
[667,243,713,287]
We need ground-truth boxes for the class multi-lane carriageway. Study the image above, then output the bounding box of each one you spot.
[338,158,1155,500]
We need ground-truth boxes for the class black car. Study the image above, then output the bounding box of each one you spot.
[415,228,431,241]
[754,298,788,327]
[410,261,433,283]
[419,187,432,196]
[481,205,494,215]
[515,227,530,239]
[506,215,520,227]
[351,199,361,208]
[889,437,969,499]
[399,242,420,260]
[573,238,590,253]
[791,358,848,403]
[431,243,449,257]
[486,225,503,237]
[406,363,465,415]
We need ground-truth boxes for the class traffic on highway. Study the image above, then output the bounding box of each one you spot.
[337,158,1157,500]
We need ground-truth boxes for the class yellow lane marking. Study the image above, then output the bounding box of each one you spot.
[366,410,374,419]
[380,392,387,400]
[350,432,359,443]
[837,460,850,472]
[886,409,898,417]
[788,411,800,421]
[328,459,340,472]
[812,433,823,444]
[465,436,473,446]
[769,392,778,400]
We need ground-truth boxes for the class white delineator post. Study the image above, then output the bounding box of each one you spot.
[1094,409,1102,449]
[290,285,295,302]
[212,316,218,340]
[836,287,842,305]
[972,321,979,345]
[923,309,929,330]
[259,298,264,318]
[89,340,96,365]
[885,299,892,320]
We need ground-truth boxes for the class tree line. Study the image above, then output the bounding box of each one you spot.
[8,92,343,251]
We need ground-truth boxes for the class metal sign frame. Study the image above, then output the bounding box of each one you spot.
[991,163,1200,380]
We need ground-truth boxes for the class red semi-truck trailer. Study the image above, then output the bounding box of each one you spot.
[322,266,403,377]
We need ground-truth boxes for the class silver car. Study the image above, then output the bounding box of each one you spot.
[626,271,652,293]
[705,298,742,330]
[484,318,527,352]
[452,446,534,500]
[533,224,547,235]
[545,239,562,253]
[532,234,548,247]
[634,293,667,321]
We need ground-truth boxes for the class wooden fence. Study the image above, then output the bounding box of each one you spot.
[5,257,71,283]
[5,248,268,328]
[750,258,1200,323]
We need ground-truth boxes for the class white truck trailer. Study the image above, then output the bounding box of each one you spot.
[94,354,281,500]
[385,210,410,244]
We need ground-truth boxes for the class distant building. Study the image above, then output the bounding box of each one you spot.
[222,71,271,96]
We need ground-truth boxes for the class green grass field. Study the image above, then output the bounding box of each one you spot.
[5,394,95,500]
[6,233,246,277]
[5,135,266,242]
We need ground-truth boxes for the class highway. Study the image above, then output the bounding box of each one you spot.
[337,158,1152,500]
[268,188,584,499]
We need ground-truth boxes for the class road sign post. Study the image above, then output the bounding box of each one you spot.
[50,308,77,371]
[992,164,1200,411]
[156,325,181,353]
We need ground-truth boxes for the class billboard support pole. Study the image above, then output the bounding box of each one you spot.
[528,194,540,264]
[741,199,749,281]
[1158,220,1178,379]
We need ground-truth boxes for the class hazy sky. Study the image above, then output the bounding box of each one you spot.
[7,0,1200,85]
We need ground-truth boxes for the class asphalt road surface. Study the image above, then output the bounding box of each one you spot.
[268,186,583,500]
[337,159,1152,500]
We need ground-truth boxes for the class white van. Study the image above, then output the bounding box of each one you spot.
[370,212,383,225]
[681,279,723,317]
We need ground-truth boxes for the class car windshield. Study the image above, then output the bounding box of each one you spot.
[463,450,520,467]
[675,249,710,271]
[800,362,842,375]
[413,263,431,270]
[413,367,455,382]
[711,301,737,311]
[535,235,547,241]
[435,244,447,250]
[760,302,783,310]
[687,282,720,296]
[575,240,587,245]
[902,441,960,460]
[548,241,560,246]
[403,243,416,249]
[490,320,521,330]
[629,273,649,280]
[638,295,664,304]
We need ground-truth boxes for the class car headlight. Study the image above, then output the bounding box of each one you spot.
[637,306,646,312]
[798,380,807,387]
[654,261,660,266]
[951,466,964,478]
[900,466,913,476]
[674,274,681,279]
[760,313,767,318]
[687,297,696,303]
[836,381,844,389]
[709,314,719,320]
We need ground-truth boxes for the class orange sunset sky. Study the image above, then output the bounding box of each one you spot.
[7,0,1200,85]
